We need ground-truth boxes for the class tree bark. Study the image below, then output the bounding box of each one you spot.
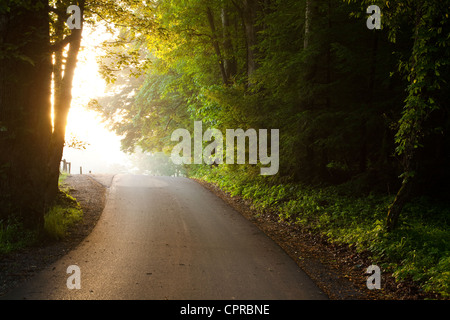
[304,0,312,49]
[0,1,52,229]
[206,6,229,85]
[386,177,413,231]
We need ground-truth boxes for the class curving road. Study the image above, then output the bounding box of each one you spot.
[2,174,327,300]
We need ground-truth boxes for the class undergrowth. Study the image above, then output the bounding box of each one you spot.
[190,164,450,298]
[43,192,83,241]
[0,218,37,254]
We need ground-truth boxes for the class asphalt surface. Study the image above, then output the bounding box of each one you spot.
[2,174,327,300]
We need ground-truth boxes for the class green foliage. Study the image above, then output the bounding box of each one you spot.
[0,218,37,254]
[44,204,83,241]
[97,0,412,187]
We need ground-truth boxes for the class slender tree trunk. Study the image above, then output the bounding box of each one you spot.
[303,0,317,83]
[46,14,84,204]
[206,6,229,85]
[386,4,423,231]
[0,1,52,229]
[386,177,413,231]
[242,0,260,78]
[221,6,237,81]
[304,0,312,49]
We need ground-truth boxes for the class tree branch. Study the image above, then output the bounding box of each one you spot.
[180,28,212,39]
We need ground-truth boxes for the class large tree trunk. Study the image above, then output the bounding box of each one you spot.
[0,1,52,229]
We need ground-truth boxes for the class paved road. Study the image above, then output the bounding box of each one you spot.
[2,174,327,300]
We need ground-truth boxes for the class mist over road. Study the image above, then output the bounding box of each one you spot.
[3,174,326,300]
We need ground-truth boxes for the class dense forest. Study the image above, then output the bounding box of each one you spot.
[0,0,449,298]
[93,0,450,228]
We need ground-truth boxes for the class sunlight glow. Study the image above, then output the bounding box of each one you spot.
[62,26,130,174]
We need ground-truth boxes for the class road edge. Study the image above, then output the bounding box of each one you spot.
[191,177,385,300]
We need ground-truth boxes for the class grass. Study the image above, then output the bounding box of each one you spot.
[44,173,83,240]
[190,164,450,298]
[43,192,83,241]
